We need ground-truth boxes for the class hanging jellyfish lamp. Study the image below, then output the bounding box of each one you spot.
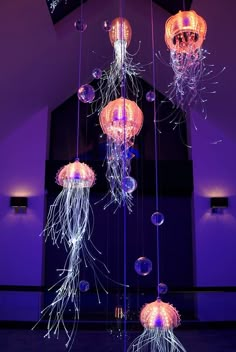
[33,160,112,348]
[164,10,208,111]
[109,17,132,66]
[99,97,143,212]
[165,11,207,54]
[128,299,186,352]
[92,17,143,115]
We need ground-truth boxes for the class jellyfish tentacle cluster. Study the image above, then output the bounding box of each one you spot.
[33,160,112,348]
[93,17,144,116]
[99,98,143,212]
[91,18,144,212]
[128,299,186,352]
[165,10,208,114]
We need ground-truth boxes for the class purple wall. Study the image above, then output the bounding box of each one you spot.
[191,112,236,320]
[0,107,48,320]
[0,0,235,324]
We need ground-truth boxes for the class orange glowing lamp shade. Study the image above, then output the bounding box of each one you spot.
[99,98,143,143]
[109,17,132,47]
[140,299,181,330]
[56,160,95,188]
[165,10,207,53]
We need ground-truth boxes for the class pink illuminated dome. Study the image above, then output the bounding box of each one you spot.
[140,299,181,330]
[165,10,207,54]
[109,17,132,47]
[56,160,95,188]
[99,98,143,143]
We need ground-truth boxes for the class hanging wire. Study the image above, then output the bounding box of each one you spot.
[76,2,84,159]
[150,0,161,299]
[119,1,128,350]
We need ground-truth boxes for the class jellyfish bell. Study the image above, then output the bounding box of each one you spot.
[109,17,132,47]
[140,299,180,329]
[99,98,143,212]
[163,10,210,120]
[128,299,186,352]
[109,17,132,69]
[99,98,143,143]
[91,17,143,116]
[33,160,112,348]
[165,10,207,54]
[56,159,95,188]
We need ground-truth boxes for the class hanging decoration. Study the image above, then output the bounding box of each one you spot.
[164,10,208,112]
[99,97,143,212]
[161,9,226,142]
[93,17,144,115]
[33,160,113,347]
[128,299,186,352]
[128,2,188,351]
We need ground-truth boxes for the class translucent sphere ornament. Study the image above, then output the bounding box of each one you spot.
[103,19,111,31]
[151,211,164,226]
[78,84,95,103]
[92,68,102,80]
[146,91,156,102]
[122,176,137,194]
[74,19,87,32]
[134,257,152,276]
[79,280,90,292]
[158,282,168,295]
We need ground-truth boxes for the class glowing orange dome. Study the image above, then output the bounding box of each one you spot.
[109,17,132,47]
[56,160,95,188]
[165,10,207,53]
[140,299,180,330]
[99,98,143,143]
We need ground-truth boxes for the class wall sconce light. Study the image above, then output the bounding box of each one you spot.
[210,197,228,214]
[10,197,28,213]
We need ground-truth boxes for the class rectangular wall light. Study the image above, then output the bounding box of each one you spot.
[10,197,28,213]
[210,197,228,214]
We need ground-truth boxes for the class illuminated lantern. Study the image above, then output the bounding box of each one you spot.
[100,97,143,143]
[128,299,186,351]
[56,159,95,187]
[165,10,207,54]
[164,10,210,118]
[92,17,143,115]
[109,17,132,47]
[99,98,143,212]
[33,160,111,348]
[140,299,180,329]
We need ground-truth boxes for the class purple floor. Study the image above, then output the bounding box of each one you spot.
[1,328,236,352]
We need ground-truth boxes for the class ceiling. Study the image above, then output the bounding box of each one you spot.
[47,0,87,23]
[47,0,192,23]
[153,0,192,14]
[0,0,235,142]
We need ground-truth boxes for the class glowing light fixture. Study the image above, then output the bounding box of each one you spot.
[33,160,112,347]
[210,197,228,214]
[163,10,211,127]
[109,17,132,47]
[99,98,143,212]
[10,197,28,213]
[128,299,186,351]
[165,10,207,54]
[140,299,180,329]
[91,17,143,115]
[100,97,143,143]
